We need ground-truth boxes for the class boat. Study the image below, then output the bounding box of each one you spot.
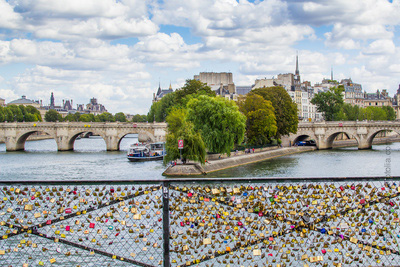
[127,142,166,162]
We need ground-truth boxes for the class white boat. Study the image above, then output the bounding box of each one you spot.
[127,142,166,162]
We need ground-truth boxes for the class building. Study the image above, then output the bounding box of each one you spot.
[236,86,253,95]
[392,85,400,119]
[341,79,364,107]
[41,92,76,117]
[7,95,42,109]
[152,83,174,103]
[364,89,392,108]
[0,97,6,107]
[194,72,236,98]
[77,97,107,115]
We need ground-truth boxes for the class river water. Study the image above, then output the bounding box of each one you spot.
[0,135,399,181]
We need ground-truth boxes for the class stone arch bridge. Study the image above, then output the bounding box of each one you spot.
[0,122,167,151]
[286,121,400,150]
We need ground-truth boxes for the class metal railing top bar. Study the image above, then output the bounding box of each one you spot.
[0,176,399,184]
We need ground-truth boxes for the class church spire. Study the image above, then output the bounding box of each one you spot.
[156,81,161,96]
[50,92,55,109]
[331,66,333,81]
[295,51,299,76]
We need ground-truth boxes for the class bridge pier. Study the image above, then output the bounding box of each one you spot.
[5,137,25,151]
[105,136,120,151]
[56,136,74,151]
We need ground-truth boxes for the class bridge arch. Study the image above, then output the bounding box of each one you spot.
[63,130,106,151]
[11,130,56,151]
[366,128,400,149]
[322,131,359,150]
[293,134,317,145]
[116,131,156,151]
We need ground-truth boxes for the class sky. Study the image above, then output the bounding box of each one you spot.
[1,0,400,114]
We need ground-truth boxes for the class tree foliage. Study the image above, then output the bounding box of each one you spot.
[0,105,42,122]
[238,94,277,146]
[175,79,215,105]
[131,114,147,122]
[114,112,127,122]
[164,108,206,164]
[250,86,298,138]
[95,112,115,122]
[187,95,246,156]
[311,86,344,121]
[79,114,95,122]
[44,109,63,122]
[336,104,396,121]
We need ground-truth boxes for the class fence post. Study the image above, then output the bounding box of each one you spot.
[162,182,170,267]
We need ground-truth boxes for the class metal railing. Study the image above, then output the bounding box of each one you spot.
[1,177,400,266]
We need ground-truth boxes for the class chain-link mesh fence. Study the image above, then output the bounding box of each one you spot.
[1,178,400,267]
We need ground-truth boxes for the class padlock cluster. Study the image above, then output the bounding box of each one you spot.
[0,180,399,267]
[168,181,400,267]
[0,184,164,266]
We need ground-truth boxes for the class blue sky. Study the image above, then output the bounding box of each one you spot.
[1,0,400,114]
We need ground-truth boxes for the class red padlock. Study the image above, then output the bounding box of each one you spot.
[65,226,70,231]
[89,223,95,228]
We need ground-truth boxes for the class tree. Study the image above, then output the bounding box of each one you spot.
[164,108,206,164]
[131,114,147,122]
[311,86,344,121]
[7,105,23,121]
[114,112,127,122]
[238,94,277,146]
[175,79,216,105]
[95,112,115,122]
[341,104,360,121]
[147,101,162,122]
[25,105,42,121]
[382,106,396,121]
[79,114,95,122]
[45,109,62,122]
[250,86,298,138]
[0,107,4,122]
[187,95,246,156]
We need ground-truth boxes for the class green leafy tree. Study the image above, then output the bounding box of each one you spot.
[382,106,396,120]
[187,95,246,156]
[7,105,24,121]
[311,86,344,121]
[79,114,95,122]
[250,86,298,138]
[147,101,162,122]
[341,104,360,121]
[0,107,5,122]
[44,109,62,122]
[175,79,215,104]
[95,112,115,122]
[25,105,42,121]
[238,94,277,146]
[4,107,13,122]
[114,112,127,122]
[131,114,147,122]
[164,108,206,164]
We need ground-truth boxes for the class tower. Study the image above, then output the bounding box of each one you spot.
[331,66,333,81]
[50,92,55,109]
[294,52,301,86]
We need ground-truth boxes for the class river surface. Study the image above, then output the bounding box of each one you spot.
[0,135,399,181]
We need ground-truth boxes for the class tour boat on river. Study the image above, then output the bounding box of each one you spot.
[127,142,166,162]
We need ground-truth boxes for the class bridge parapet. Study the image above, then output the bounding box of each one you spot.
[288,121,400,150]
[0,122,168,151]
[0,177,399,266]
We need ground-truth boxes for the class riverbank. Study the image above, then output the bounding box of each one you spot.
[163,146,316,176]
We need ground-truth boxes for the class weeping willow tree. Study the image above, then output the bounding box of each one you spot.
[164,108,206,165]
[186,95,246,156]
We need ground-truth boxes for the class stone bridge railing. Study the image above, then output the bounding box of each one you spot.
[1,177,400,266]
